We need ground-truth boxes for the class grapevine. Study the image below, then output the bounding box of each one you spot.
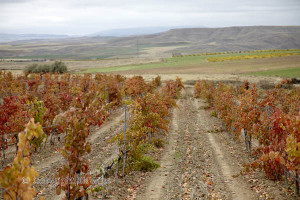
[0,119,42,200]
[194,79,300,190]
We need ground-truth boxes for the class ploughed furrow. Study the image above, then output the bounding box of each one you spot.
[195,98,258,200]
[136,86,258,200]
[159,86,229,199]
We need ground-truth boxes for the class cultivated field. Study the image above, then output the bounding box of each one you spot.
[0,72,299,200]
[0,41,300,200]
[1,50,300,79]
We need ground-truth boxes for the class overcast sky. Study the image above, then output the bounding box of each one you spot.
[0,0,299,35]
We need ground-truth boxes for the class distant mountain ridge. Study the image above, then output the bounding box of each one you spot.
[0,26,204,42]
[89,27,173,37]
[89,26,205,37]
[105,26,300,51]
[0,26,299,59]
[0,33,70,42]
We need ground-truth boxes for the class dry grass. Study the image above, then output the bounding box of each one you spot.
[0,57,163,71]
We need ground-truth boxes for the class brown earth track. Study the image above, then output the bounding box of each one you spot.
[131,86,293,200]
[195,98,256,200]
[135,87,238,199]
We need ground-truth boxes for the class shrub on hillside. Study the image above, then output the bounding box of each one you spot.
[51,61,67,73]
[25,61,68,74]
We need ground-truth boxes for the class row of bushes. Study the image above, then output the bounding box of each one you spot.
[172,49,300,58]
[206,52,300,62]
[25,61,68,73]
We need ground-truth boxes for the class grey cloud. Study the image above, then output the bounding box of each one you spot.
[0,0,34,4]
[0,0,299,35]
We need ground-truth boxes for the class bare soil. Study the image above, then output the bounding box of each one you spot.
[108,86,295,200]
[133,87,258,200]
[0,57,163,71]
[124,73,284,86]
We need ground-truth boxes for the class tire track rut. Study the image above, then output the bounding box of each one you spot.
[136,86,258,200]
[195,98,257,200]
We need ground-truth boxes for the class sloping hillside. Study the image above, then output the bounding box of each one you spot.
[107,26,300,51]
[0,26,299,59]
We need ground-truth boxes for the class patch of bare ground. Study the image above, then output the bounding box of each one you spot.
[0,57,163,71]
[118,86,293,200]
[124,73,284,86]
[139,46,188,58]
[194,98,256,200]
[153,86,235,200]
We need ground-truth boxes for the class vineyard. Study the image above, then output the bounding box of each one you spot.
[0,70,299,199]
[0,71,185,199]
[194,79,300,196]
[172,49,300,57]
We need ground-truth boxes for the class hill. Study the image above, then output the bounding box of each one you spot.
[106,26,300,51]
[89,27,176,37]
[0,26,299,59]
[0,33,70,42]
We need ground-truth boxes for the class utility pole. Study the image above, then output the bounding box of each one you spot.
[136,37,139,58]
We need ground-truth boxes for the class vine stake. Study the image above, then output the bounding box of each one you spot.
[122,104,127,176]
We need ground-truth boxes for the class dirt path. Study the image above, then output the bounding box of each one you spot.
[134,86,259,200]
[195,100,256,199]
[136,100,180,200]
